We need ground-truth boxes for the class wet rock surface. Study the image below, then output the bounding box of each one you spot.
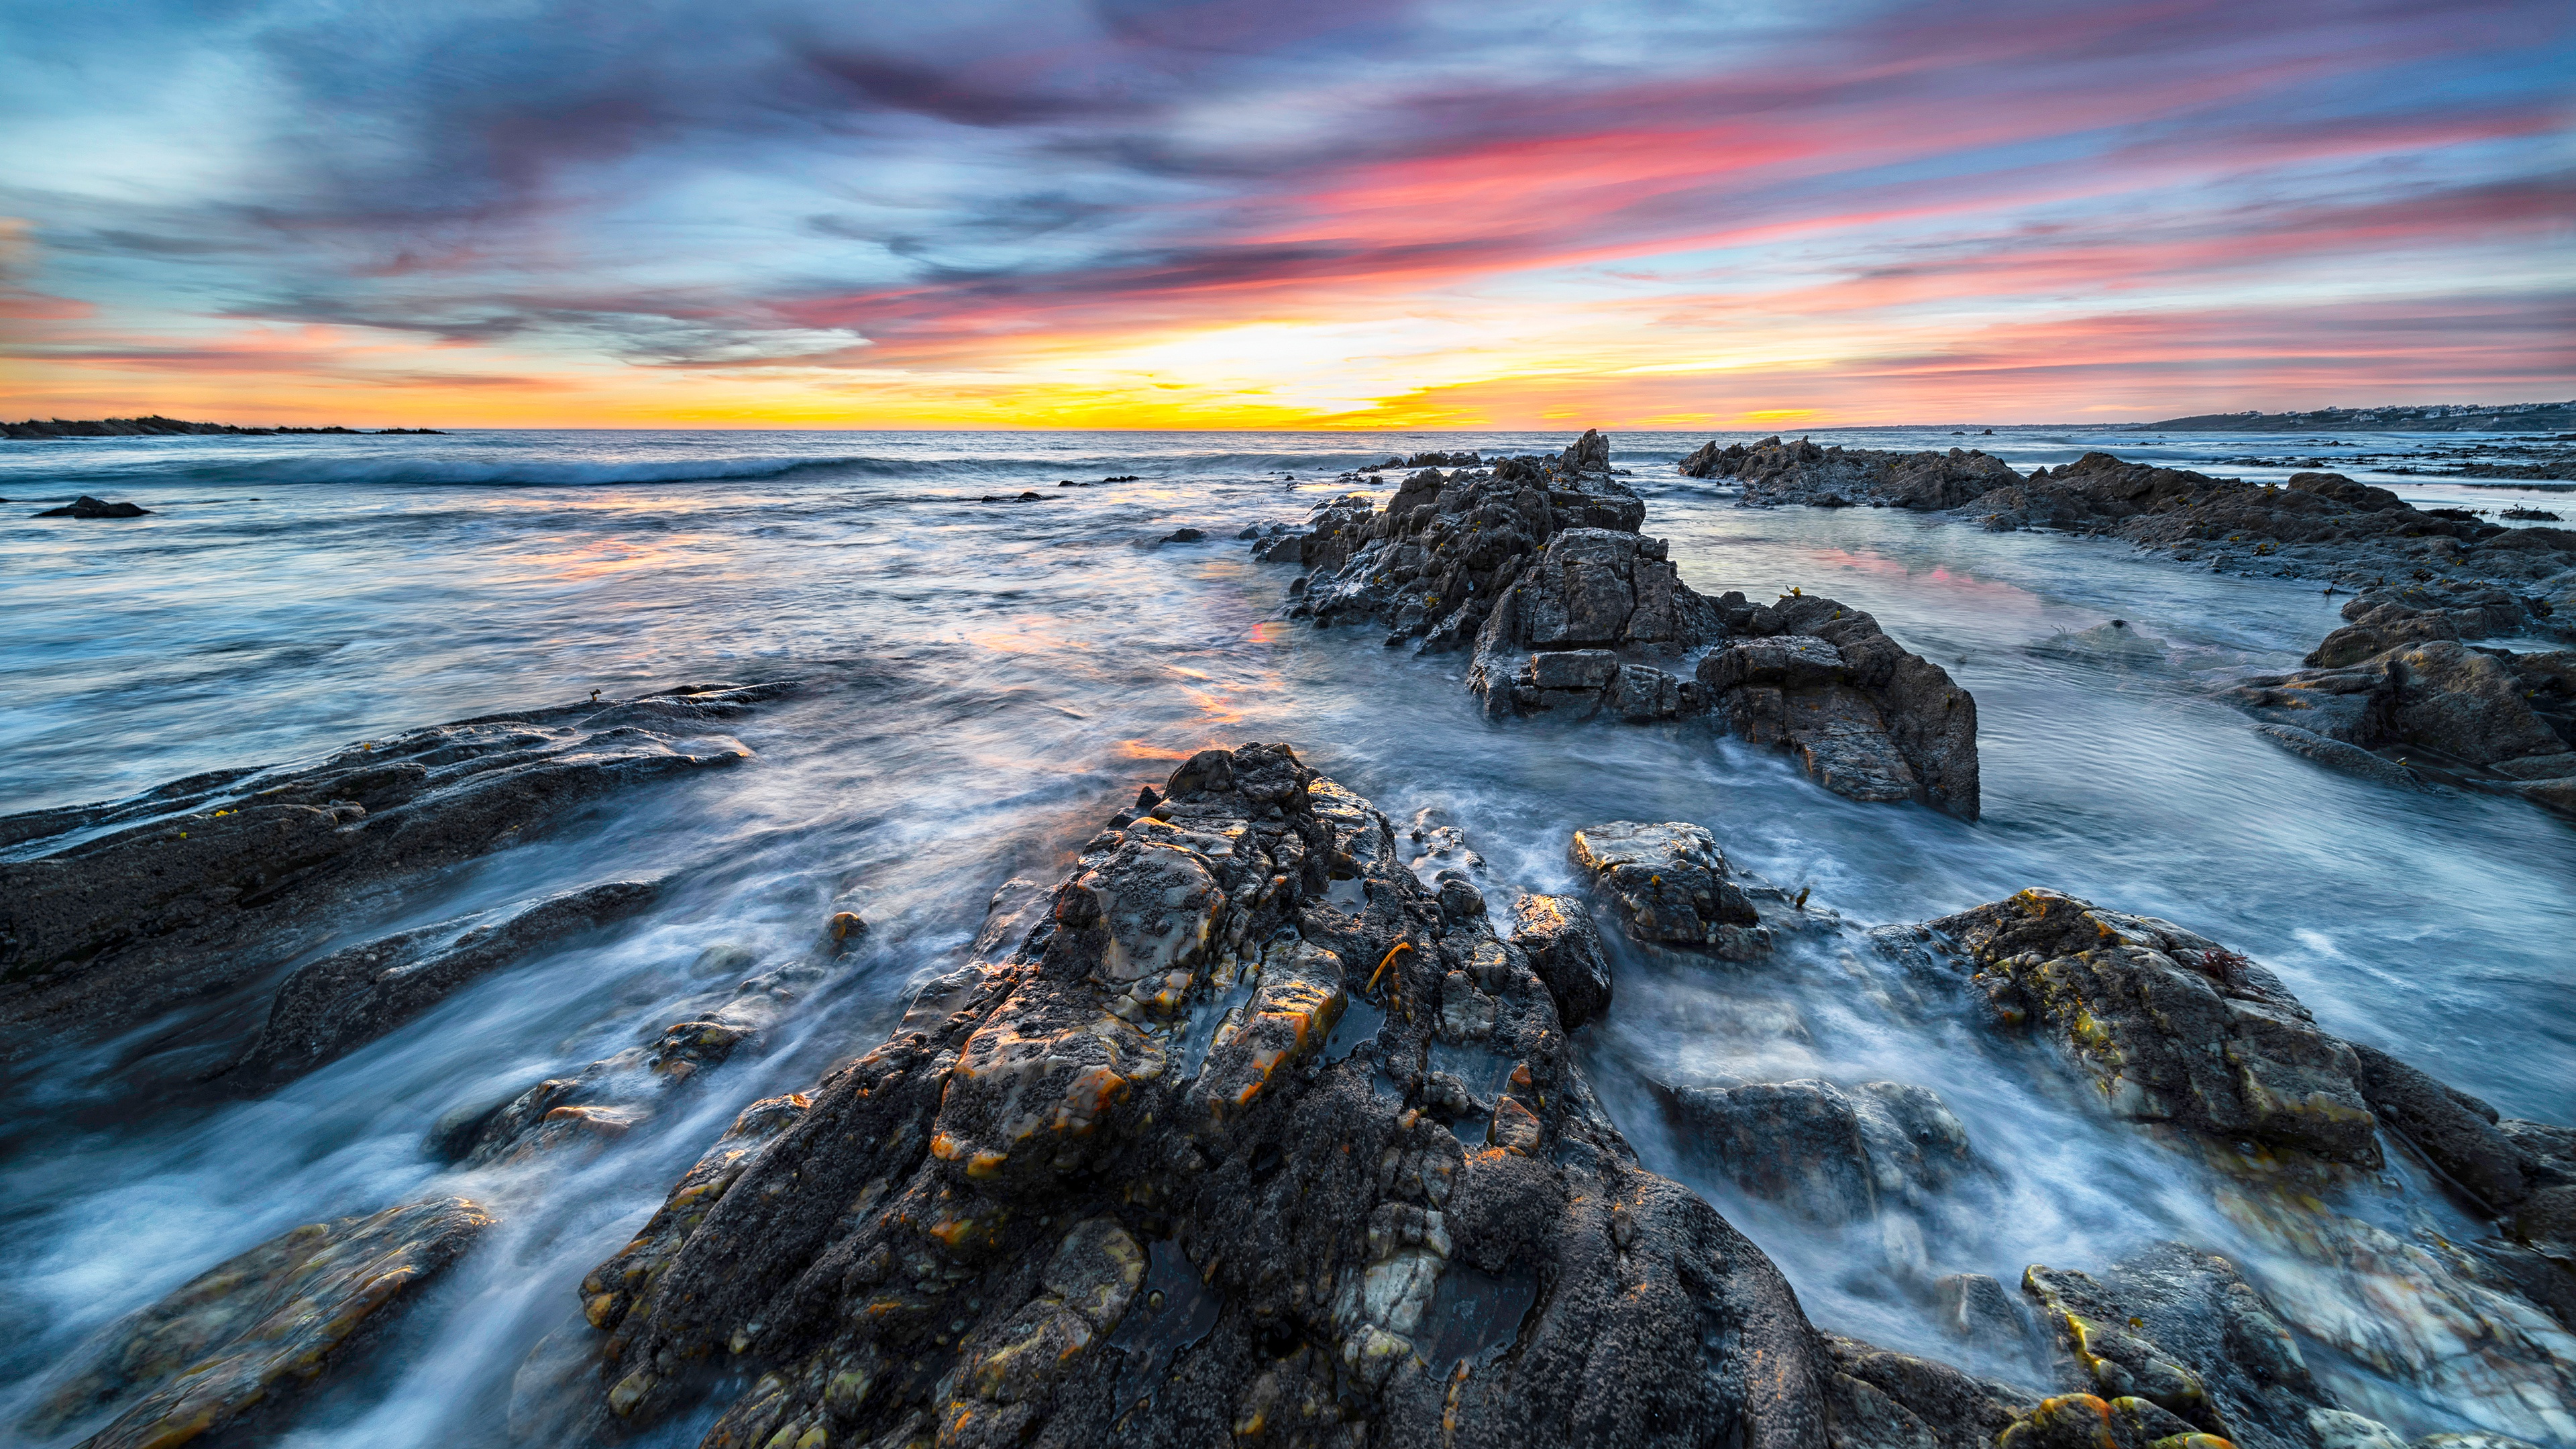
[1967,454,2576,596]
[25,1195,492,1449]
[1888,887,2576,1444]
[218,877,664,1089]
[1915,889,2383,1166]
[2220,582,2575,814]
[0,682,783,1058]
[1680,436,2023,511]
[559,744,1849,1449]
[1258,429,1981,816]
[1566,820,1768,956]
[33,494,154,518]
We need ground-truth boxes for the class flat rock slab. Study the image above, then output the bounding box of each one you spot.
[27,1195,492,1449]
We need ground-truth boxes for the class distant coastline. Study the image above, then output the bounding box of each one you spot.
[2,415,443,439]
[2139,399,2576,433]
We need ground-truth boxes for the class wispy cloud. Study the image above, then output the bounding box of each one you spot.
[1,0,2567,424]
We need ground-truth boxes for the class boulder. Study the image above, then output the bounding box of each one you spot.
[23,1195,492,1448]
[0,681,786,1059]
[1918,890,2382,1166]
[34,494,153,517]
[557,743,1854,1449]
[1567,820,1765,955]
[1505,892,1612,1030]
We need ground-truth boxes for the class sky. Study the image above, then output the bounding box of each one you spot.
[1,0,2571,429]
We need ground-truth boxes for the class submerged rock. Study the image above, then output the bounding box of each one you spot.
[0,682,784,1059]
[1668,1077,1977,1226]
[25,1195,492,1449]
[557,743,1854,1449]
[33,494,154,518]
[1680,437,2022,511]
[1920,889,2383,1166]
[219,877,663,1089]
[1893,887,2576,1440]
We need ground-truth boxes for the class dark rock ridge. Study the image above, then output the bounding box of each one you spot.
[34,495,153,518]
[2219,581,2575,816]
[2,415,441,437]
[557,743,1858,1449]
[0,681,786,1060]
[215,877,665,1090]
[1679,436,2022,511]
[1970,455,2576,602]
[1877,888,2576,1442]
[23,1195,492,1449]
[1265,431,1980,817]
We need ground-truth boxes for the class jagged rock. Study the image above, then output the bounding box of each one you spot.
[556,743,1852,1449]
[1566,820,1768,955]
[1680,437,2021,511]
[1264,432,1981,816]
[1821,1336,2036,1449]
[1700,592,1982,817]
[1667,1078,1976,1225]
[218,877,662,1088]
[1505,893,1611,1030]
[2304,582,2543,667]
[1917,890,2381,1165]
[2224,608,2575,813]
[0,682,783,1058]
[23,1195,492,1448]
[34,494,153,518]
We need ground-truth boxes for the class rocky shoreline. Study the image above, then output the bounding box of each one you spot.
[3,415,442,438]
[13,740,2569,1449]
[1666,435,2576,817]
[5,432,2573,1449]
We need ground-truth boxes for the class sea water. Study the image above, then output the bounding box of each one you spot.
[1,427,2569,1445]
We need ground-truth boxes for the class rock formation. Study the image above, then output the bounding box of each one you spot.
[1971,457,2576,602]
[1679,437,2021,511]
[1264,431,1982,817]
[25,1196,492,1449]
[557,743,1849,1449]
[33,494,154,517]
[1876,888,2576,1445]
[0,681,786,1059]
[2220,582,2575,815]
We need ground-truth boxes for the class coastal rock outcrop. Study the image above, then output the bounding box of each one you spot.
[34,494,154,518]
[2220,582,2575,814]
[559,743,1851,1449]
[25,1195,492,1449]
[1972,455,2576,597]
[0,682,785,1059]
[1680,437,2022,511]
[217,877,664,1090]
[1566,820,1769,956]
[1263,430,1982,816]
[1882,888,2576,1443]
[1913,888,2382,1166]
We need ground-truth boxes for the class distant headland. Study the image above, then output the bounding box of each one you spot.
[2,415,443,439]
[2141,400,2576,433]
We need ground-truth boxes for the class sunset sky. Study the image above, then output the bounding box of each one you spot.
[3,0,2571,429]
